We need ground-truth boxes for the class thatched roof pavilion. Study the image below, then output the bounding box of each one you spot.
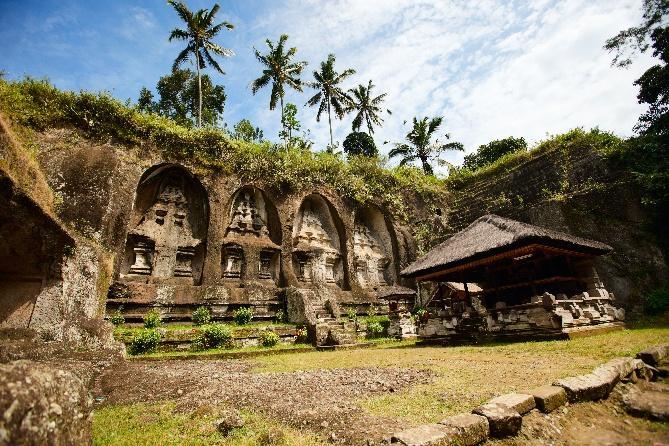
[402,215,612,307]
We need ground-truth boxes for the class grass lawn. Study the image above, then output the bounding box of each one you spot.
[94,319,669,444]
[93,403,326,446]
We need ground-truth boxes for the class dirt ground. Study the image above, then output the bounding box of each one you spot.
[93,354,669,445]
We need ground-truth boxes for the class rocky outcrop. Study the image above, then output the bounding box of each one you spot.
[0,360,92,445]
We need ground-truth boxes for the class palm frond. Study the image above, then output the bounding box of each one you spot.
[168,0,193,27]
[172,45,193,71]
[251,73,271,94]
[168,28,189,41]
[202,48,224,74]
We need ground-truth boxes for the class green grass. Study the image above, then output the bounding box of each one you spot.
[136,342,314,360]
[93,402,326,446]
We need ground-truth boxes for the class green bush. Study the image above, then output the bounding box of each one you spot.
[365,315,390,338]
[347,308,358,321]
[109,311,125,327]
[143,310,162,329]
[645,288,669,314]
[274,310,286,324]
[295,327,309,344]
[128,329,161,355]
[193,323,233,350]
[192,306,211,326]
[259,329,280,347]
[233,307,253,325]
[366,322,384,338]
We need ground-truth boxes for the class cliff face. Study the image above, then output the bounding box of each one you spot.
[445,137,668,310]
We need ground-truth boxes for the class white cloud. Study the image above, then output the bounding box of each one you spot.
[239,0,653,172]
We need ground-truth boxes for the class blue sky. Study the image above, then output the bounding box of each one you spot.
[0,0,655,168]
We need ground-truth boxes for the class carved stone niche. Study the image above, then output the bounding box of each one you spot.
[292,195,345,288]
[353,207,396,290]
[222,244,244,279]
[223,186,281,283]
[120,164,208,284]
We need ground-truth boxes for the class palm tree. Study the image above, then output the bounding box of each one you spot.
[305,54,356,148]
[251,34,307,144]
[168,0,234,128]
[347,80,388,134]
[389,116,464,175]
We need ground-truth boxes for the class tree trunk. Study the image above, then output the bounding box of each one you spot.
[280,95,286,149]
[327,98,333,149]
[195,45,202,128]
[420,156,432,175]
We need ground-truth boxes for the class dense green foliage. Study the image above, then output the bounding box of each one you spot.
[193,323,233,350]
[0,78,444,221]
[389,116,464,175]
[232,118,263,142]
[233,307,253,325]
[138,69,226,128]
[128,329,162,355]
[109,311,125,327]
[462,136,527,171]
[343,132,377,157]
[645,288,669,314]
[143,309,162,329]
[259,329,280,347]
[192,306,212,326]
[364,315,390,338]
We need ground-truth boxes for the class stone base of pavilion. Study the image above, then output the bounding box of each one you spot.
[416,293,625,344]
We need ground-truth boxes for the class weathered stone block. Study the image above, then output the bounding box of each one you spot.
[390,423,457,445]
[623,388,669,421]
[487,393,536,415]
[438,413,489,446]
[553,373,610,402]
[529,385,566,413]
[472,402,521,438]
[636,345,668,367]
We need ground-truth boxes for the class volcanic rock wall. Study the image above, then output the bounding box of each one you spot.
[445,141,668,311]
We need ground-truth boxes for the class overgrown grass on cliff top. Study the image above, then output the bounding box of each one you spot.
[0,77,445,218]
[446,128,625,188]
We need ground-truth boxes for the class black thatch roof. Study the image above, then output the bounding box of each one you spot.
[402,214,612,278]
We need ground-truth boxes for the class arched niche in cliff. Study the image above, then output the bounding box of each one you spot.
[120,164,209,285]
[291,194,348,289]
[222,186,281,283]
[353,206,399,289]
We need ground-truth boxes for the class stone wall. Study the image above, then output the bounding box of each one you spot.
[29,129,418,323]
[446,143,668,310]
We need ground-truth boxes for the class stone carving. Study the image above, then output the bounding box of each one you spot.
[258,249,276,280]
[126,173,202,279]
[353,223,389,288]
[222,244,244,279]
[293,201,341,286]
[226,191,269,238]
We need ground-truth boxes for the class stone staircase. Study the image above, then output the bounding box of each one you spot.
[311,303,358,346]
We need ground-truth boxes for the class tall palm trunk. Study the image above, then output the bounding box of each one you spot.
[195,43,202,128]
[327,99,333,148]
[420,156,432,175]
[280,95,287,149]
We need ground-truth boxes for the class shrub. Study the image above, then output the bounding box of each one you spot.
[109,310,125,327]
[347,308,357,321]
[366,322,384,338]
[192,306,211,326]
[143,309,162,328]
[259,329,280,347]
[295,327,309,344]
[645,288,669,314]
[128,329,161,355]
[194,323,233,350]
[233,307,253,325]
[274,310,286,324]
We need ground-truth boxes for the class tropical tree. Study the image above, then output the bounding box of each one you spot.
[462,136,527,171]
[167,0,234,128]
[251,34,307,145]
[136,69,226,128]
[389,116,464,175]
[232,119,264,142]
[343,131,377,157]
[305,54,356,148]
[347,80,388,134]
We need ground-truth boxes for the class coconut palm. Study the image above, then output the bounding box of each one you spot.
[305,54,356,148]
[347,80,388,134]
[389,116,464,175]
[168,0,234,128]
[251,34,307,144]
